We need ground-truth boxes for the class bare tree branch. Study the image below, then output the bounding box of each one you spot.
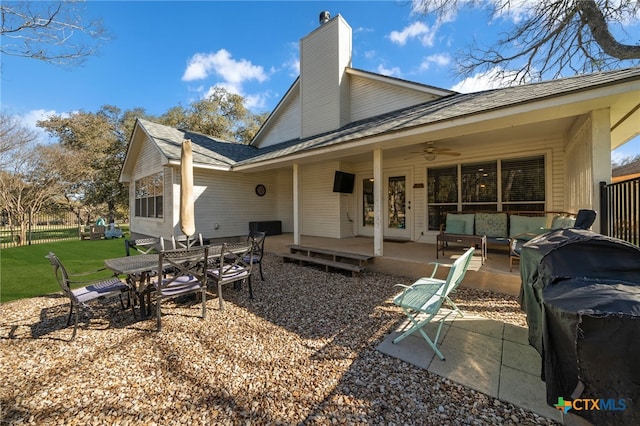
[1,0,108,66]
[414,0,640,82]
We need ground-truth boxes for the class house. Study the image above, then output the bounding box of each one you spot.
[121,12,640,257]
[612,157,640,183]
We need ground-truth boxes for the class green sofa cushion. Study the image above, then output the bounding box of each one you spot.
[552,215,576,229]
[509,215,548,238]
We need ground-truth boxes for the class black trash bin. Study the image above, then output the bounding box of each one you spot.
[518,228,640,425]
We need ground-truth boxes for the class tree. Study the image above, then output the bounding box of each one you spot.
[1,0,108,66]
[158,87,266,144]
[37,105,131,223]
[0,115,62,245]
[0,112,38,169]
[414,0,640,82]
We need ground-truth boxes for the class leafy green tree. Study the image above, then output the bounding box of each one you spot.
[158,87,266,144]
[37,105,132,223]
[414,0,640,82]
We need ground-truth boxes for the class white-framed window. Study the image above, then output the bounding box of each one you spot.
[427,155,545,230]
[134,172,163,218]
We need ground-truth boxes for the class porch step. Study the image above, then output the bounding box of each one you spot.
[283,245,374,277]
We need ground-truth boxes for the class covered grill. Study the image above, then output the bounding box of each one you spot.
[518,228,640,424]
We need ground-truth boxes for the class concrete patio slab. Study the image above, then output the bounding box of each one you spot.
[376,311,570,424]
[499,364,561,422]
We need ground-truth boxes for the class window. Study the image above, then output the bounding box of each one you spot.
[362,178,374,226]
[427,155,545,230]
[135,172,163,218]
[501,156,545,211]
[427,166,458,231]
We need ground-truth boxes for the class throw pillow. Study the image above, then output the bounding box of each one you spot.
[445,220,465,234]
[446,213,475,235]
[475,212,508,238]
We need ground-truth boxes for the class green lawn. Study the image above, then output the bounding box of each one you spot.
[1,234,131,303]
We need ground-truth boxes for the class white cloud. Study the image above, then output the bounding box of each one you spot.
[419,53,451,71]
[376,64,402,78]
[450,67,524,93]
[182,49,267,84]
[284,56,300,78]
[183,49,271,111]
[364,50,376,60]
[244,93,268,111]
[389,22,436,47]
[492,0,532,24]
[18,109,68,145]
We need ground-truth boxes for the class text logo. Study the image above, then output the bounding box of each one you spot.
[554,397,627,413]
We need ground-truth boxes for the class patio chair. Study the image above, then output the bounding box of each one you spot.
[171,233,204,250]
[124,236,167,256]
[574,209,597,229]
[46,252,132,340]
[153,246,209,331]
[207,242,254,310]
[392,247,475,360]
[245,230,266,281]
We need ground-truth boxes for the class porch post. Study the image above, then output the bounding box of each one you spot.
[293,163,302,245]
[591,108,611,234]
[373,149,383,256]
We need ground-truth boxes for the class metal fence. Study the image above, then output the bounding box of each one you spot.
[600,177,640,246]
[0,211,82,249]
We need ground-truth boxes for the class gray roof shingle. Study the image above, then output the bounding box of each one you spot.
[139,67,640,169]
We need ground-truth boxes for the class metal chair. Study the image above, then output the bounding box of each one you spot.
[46,252,132,340]
[153,246,209,331]
[170,233,204,250]
[207,242,254,309]
[124,237,167,256]
[245,231,266,281]
[392,247,475,360]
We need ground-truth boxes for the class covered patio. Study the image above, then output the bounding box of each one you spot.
[263,233,522,296]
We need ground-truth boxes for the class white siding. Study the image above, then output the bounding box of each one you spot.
[565,116,595,212]
[301,162,342,237]
[275,168,294,233]
[254,93,301,149]
[189,169,284,239]
[300,16,351,138]
[350,75,439,122]
[129,138,173,239]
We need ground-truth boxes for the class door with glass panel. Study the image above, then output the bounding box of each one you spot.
[359,172,412,239]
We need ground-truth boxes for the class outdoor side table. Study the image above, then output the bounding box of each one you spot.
[436,233,486,264]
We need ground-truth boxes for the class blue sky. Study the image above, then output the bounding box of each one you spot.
[2,0,639,161]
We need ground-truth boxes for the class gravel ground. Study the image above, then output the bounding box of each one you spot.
[0,254,558,425]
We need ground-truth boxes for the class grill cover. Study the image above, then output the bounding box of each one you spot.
[518,228,640,424]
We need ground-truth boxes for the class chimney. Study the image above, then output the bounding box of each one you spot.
[319,11,330,25]
[300,13,352,139]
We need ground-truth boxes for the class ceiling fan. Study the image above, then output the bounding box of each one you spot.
[407,142,461,161]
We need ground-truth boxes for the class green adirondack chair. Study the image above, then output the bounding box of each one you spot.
[392,247,475,360]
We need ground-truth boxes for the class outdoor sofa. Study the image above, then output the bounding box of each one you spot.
[439,211,577,270]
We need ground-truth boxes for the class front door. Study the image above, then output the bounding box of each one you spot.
[359,172,412,239]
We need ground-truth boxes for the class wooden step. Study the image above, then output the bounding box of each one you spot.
[287,245,373,264]
[282,253,364,276]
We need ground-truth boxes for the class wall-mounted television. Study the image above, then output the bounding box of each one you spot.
[333,171,355,194]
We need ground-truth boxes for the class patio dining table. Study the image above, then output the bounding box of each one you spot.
[104,254,159,317]
[104,242,253,317]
